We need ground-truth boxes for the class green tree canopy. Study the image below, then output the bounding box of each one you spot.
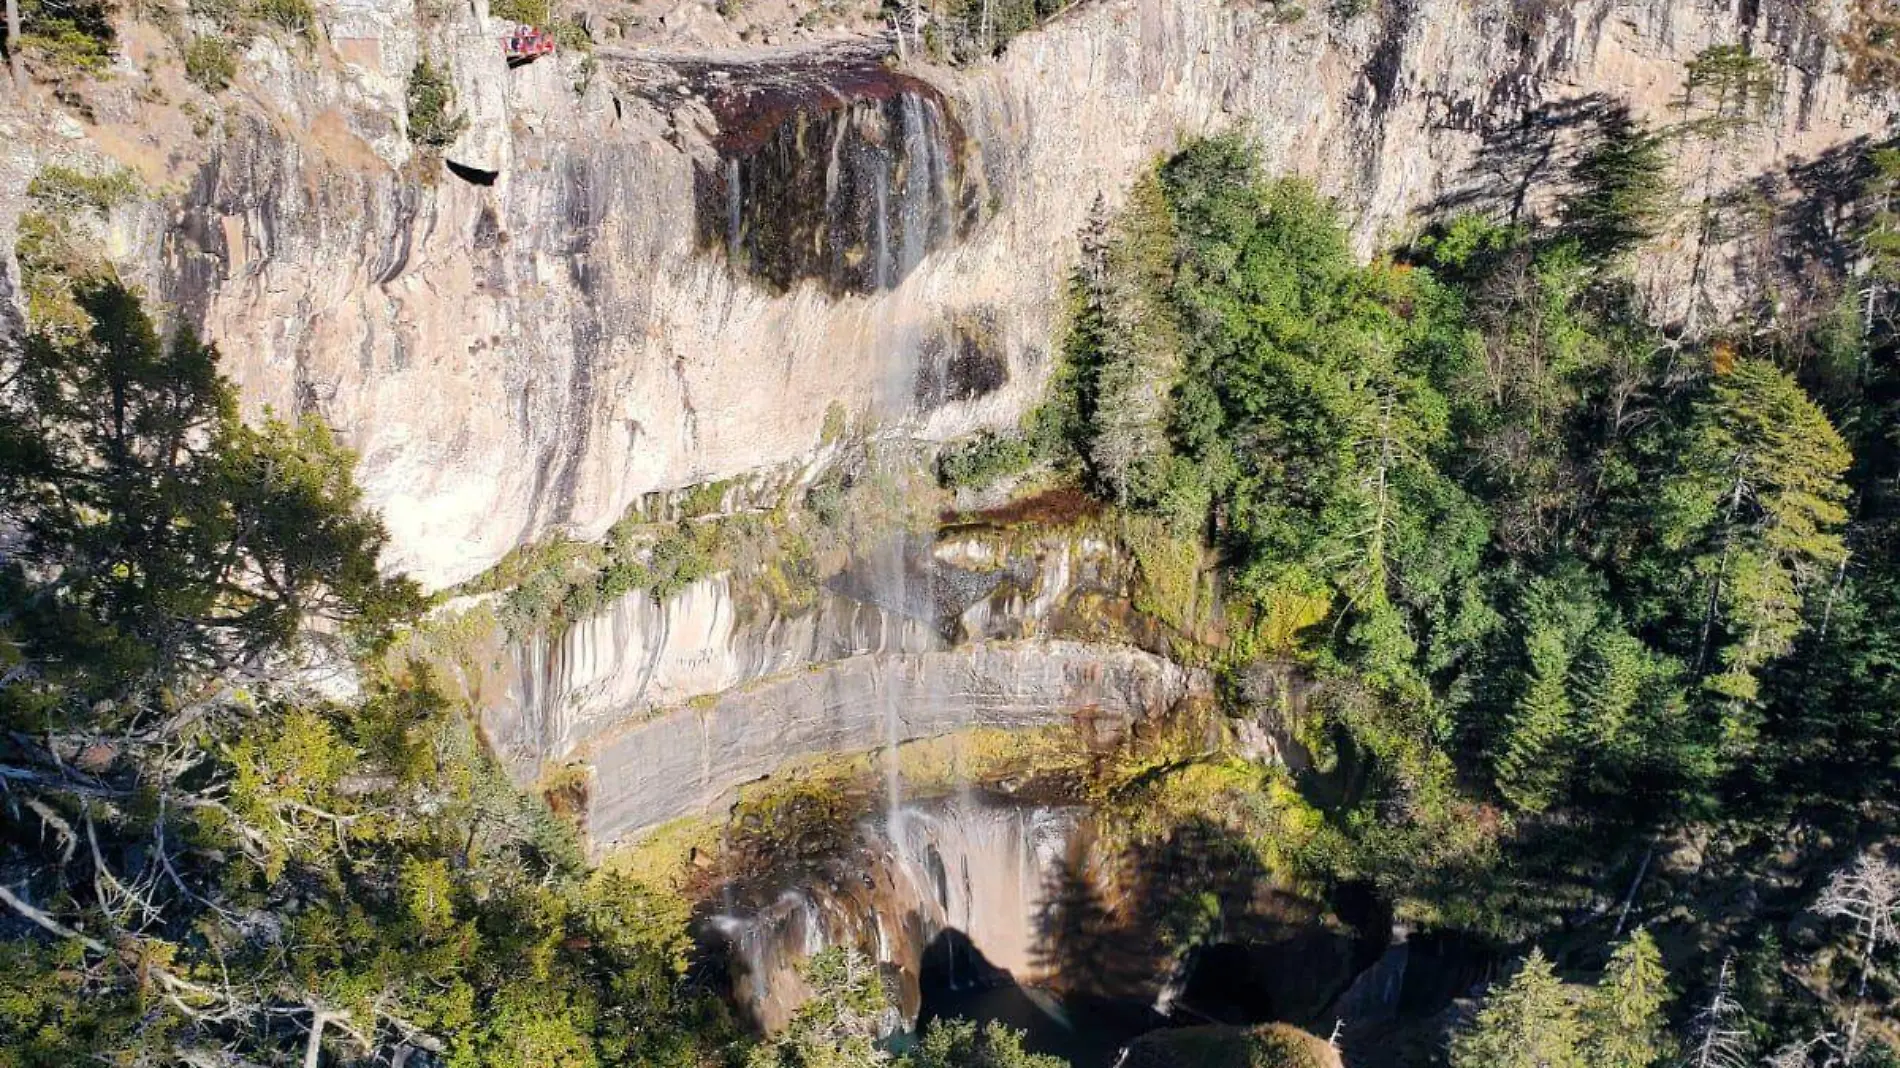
[1451,949,1586,1068]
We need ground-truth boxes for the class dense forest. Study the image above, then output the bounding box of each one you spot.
[5,38,1900,1068]
[1019,130,1900,1062]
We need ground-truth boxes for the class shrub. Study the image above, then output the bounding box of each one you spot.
[820,400,850,446]
[18,0,114,75]
[406,58,466,148]
[646,522,715,599]
[489,0,549,23]
[678,479,731,519]
[188,0,249,30]
[250,0,315,34]
[936,429,1038,490]
[17,166,140,333]
[26,165,138,213]
[184,36,238,91]
[904,0,1077,64]
[550,17,592,52]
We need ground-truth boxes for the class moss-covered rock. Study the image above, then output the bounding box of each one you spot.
[1121,1024,1342,1068]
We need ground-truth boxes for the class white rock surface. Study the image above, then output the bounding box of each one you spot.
[1,0,1893,590]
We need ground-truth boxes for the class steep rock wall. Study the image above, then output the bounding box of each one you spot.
[6,0,1893,588]
[584,640,1203,843]
[473,530,1186,840]
[494,531,1132,776]
[713,800,1085,1031]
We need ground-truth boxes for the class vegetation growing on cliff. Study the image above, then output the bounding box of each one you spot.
[1050,134,1899,1060]
[407,57,467,149]
[0,255,740,1064]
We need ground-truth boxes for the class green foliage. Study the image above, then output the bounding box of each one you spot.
[905,0,1077,65]
[489,0,549,22]
[748,948,891,1068]
[1680,44,1779,137]
[1121,1023,1337,1068]
[1584,931,1673,1068]
[550,16,593,52]
[678,478,733,518]
[407,58,467,149]
[1564,112,1672,258]
[902,1018,1067,1068]
[1070,167,1182,509]
[0,940,154,1068]
[1121,511,1209,636]
[15,166,139,334]
[250,0,315,34]
[490,0,592,51]
[0,274,729,1067]
[1058,135,1871,958]
[1451,950,1587,1068]
[822,400,851,445]
[1657,359,1850,709]
[184,35,238,90]
[15,0,114,76]
[938,428,1041,489]
[189,0,314,35]
[1,280,420,701]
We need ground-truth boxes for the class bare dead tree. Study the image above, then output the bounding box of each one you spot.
[1763,1031,1841,1068]
[1684,955,1750,1068]
[1814,851,1900,1059]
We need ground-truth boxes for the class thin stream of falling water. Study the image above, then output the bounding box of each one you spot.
[725,156,743,260]
[873,161,894,291]
[879,530,908,841]
[899,93,931,278]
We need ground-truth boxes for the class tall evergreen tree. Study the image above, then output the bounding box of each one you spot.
[1451,949,1586,1068]
[1583,931,1672,1068]
[1665,359,1851,709]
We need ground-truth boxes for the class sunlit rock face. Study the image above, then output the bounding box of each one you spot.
[16,0,1887,588]
[582,639,1200,844]
[705,795,1371,1038]
[711,800,1086,1031]
[480,529,1171,812]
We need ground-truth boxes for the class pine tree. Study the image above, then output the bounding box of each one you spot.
[750,948,893,1068]
[1583,930,1672,1068]
[1451,949,1586,1068]
[1564,110,1672,259]
[1671,359,1851,707]
[1496,620,1577,812]
[1081,170,1182,508]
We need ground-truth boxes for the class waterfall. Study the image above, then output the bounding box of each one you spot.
[708,799,1085,1032]
[876,535,912,836]
[695,68,971,295]
[725,156,743,262]
[898,92,931,279]
[872,160,894,292]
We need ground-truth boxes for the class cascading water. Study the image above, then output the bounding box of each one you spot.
[878,535,911,838]
[707,798,1084,1032]
[694,62,977,295]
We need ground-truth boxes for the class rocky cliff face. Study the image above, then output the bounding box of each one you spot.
[6,0,1889,588]
[712,799,1085,1031]
[477,528,1203,843]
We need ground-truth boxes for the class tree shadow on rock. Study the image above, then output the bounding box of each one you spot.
[1422,93,1623,228]
[1030,846,1157,999]
[1028,817,1367,1030]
